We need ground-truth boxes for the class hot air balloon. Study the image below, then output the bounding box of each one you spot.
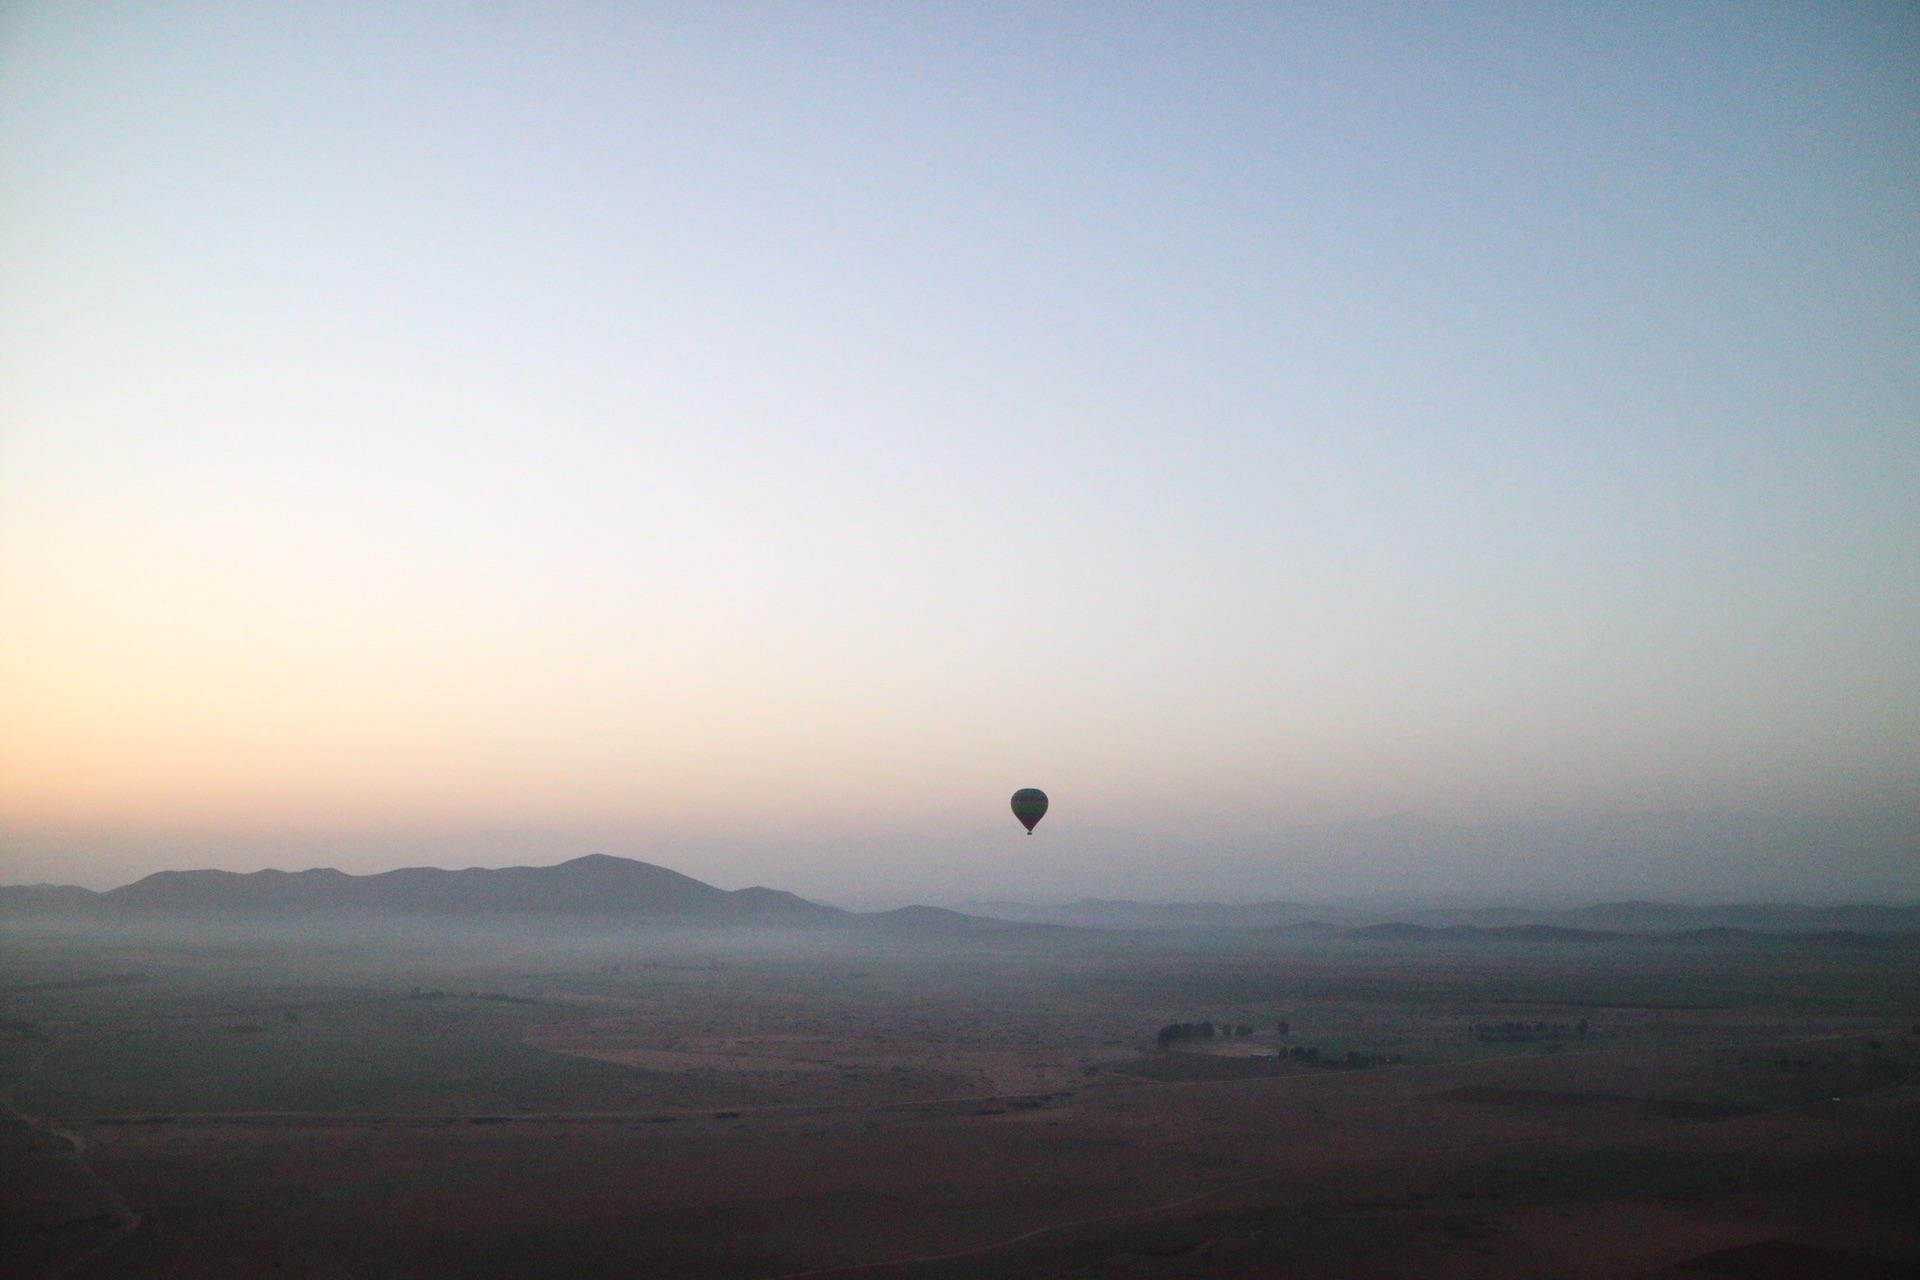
[1011,788,1048,834]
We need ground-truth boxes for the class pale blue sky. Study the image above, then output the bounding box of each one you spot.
[2,3,1916,901]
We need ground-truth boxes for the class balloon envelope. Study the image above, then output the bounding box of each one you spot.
[1010,788,1048,833]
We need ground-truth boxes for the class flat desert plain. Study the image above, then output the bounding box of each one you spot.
[3,918,1917,1278]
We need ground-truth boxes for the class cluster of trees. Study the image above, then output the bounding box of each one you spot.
[1154,1020,1257,1049]
[1470,1018,1588,1042]
[1147,1017,1406,1070]
[1280,1046,1400,1069]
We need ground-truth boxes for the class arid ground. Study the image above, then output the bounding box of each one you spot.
[4,917,1917,1278]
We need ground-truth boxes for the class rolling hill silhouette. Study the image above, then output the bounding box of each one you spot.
[1,854,842,922]
[4,860,1916,937]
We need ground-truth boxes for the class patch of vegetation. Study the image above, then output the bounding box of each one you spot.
[9,992,760,1116]
[1469,1018,1587,1042]
[1701,1043,1919,1110]
[1470,1144,1731,1204]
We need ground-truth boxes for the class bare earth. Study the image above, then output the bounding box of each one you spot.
[2,920,1916,1278]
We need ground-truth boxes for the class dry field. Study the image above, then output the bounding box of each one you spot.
[3,919,1917,1278]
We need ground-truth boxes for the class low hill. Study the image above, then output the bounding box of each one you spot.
[959,897,1920,936]
[858,905,1062,937]
[956,898,1369,931]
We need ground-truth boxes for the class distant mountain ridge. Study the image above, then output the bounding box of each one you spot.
[0,854,842,923]
[959,898,1371,931]
[5,862,1918,936]
[958,897,1920,935]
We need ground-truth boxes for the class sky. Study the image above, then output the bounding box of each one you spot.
[2,2,1917,905]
